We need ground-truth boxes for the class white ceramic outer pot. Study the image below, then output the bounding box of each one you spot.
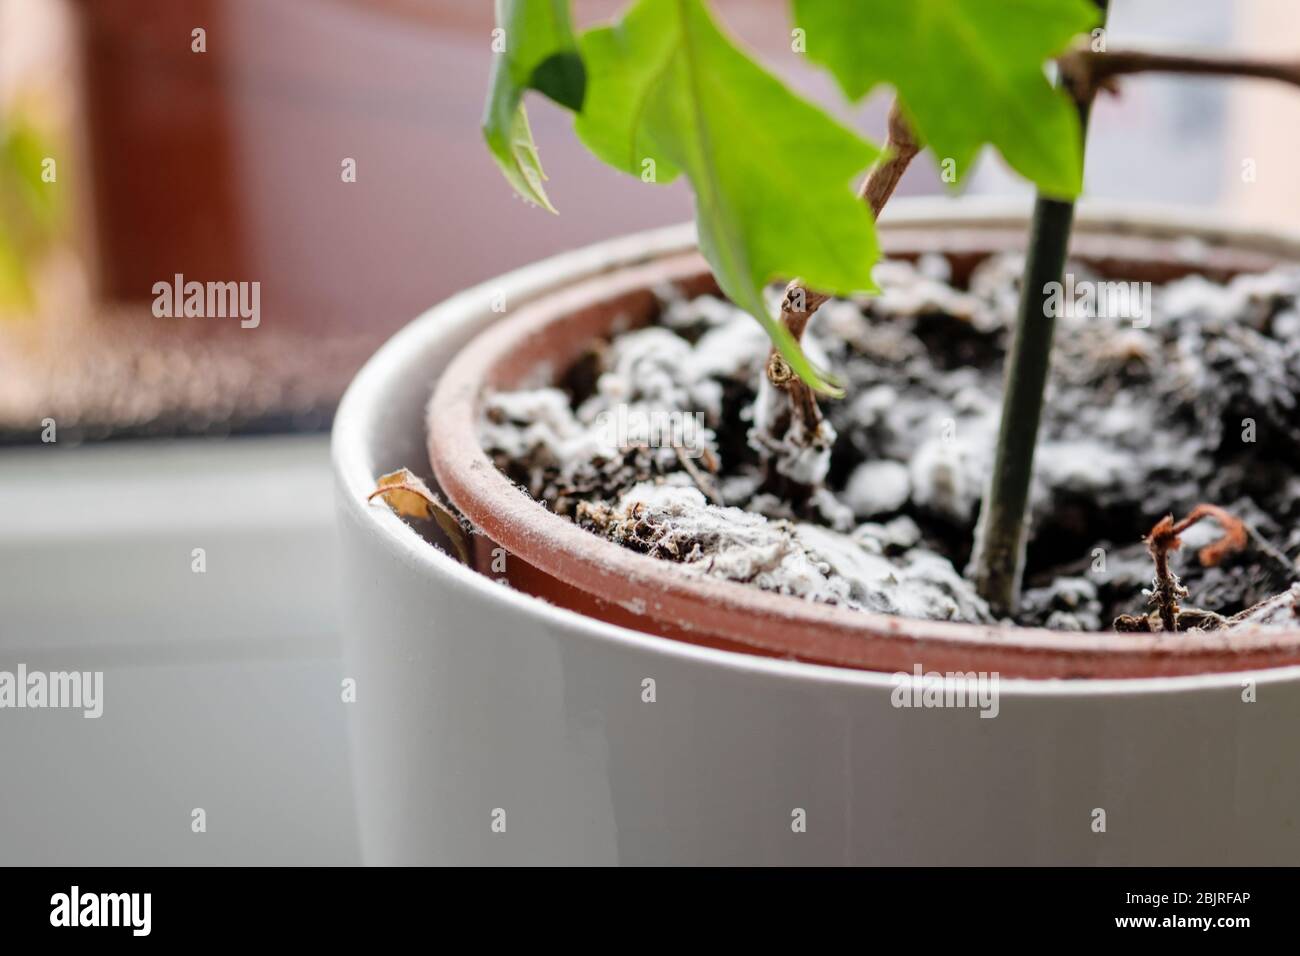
[334,200,1300,865]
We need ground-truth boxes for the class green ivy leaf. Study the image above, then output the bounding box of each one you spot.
[576,0,882,395]
[483,0,587,213]
[792,0,1098,199]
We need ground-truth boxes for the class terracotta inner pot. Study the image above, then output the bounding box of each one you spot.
[429,220,1300,678]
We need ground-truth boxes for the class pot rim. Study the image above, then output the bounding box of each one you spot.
[338,197,1300,688]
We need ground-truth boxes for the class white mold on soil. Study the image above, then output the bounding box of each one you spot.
[480,253,1300,632]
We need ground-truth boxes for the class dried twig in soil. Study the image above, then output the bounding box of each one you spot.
[1138,504,1247,633]
[673,446,723,506]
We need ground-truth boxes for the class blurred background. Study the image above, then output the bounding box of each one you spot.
[0,0,1296,864]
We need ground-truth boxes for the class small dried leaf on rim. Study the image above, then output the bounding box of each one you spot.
[368,468,471,565]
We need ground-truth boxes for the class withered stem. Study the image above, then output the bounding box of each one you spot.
[1146,505,1247,633]
[767,100,919,435]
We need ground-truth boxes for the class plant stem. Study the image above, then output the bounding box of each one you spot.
[971,1,1109,617]
[1147,516,1185,633]
[970,198,1079,615]
[766,101,919,435]
[1058,46,1300,100]
[860,101,923,218]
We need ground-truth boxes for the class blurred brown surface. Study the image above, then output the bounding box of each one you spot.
[74,0,855,333]
[0,0,905,439]
[0,256,373,441]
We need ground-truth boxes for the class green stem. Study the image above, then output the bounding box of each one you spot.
[971,0,1110,616]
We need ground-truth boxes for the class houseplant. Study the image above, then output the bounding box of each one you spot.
[335,0,1300,862]
[416,0,1300,662]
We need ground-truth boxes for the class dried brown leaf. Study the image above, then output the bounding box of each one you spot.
[367,468,470,564]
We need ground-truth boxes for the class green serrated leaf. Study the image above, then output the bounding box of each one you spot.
[487,99,557,213]
[576,0,879,395]
[483,0,588,213]
[793,0,1098,199]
